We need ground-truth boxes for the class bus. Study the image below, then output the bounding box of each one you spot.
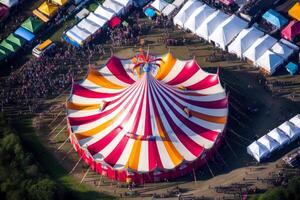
[32,39,56,58]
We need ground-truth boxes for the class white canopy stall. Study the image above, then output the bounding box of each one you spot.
[257,135,280,153]
[247,141,270,162]
[195,10,229,41]
[228,27,264,58]
[270,42,294,61]
[173,0,202,28]
[243,35,277,64]
[172,0,185,8]
[94,5,115,20]
[0,0,18,7]
[162,3,177,16]
[267,128,290,146]
[184,4,215,33]
[151,0,168,12]
[278,121,300,142]
[209,15,248,50]
[103,0,124,15]
[289,114,300,128]
[77,18,101,35]
[256,50,284,75]
[86,12,108,27]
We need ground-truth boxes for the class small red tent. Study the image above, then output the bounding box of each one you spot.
[0,4,9,22]
[281,20,300,41]
[219,0,234,6]
[109,16,121,29]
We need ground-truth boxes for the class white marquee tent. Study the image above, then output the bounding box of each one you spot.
[257,135,280,153]
[151,0,168,12]
[278,121,300,142]
[0,0,18,7]
[86,12,108,27]
[172,0,185,8]
[256,50,284,74]
[103,0,124,15]
[162,3,176,16]
[77,18,101,35]
[66,26,91,45]
[112,0,132,7]
[184,4,215,33]
[209,15,248,50]
[173,0,202,28]
[270,42,294,61]
[243,34,277,64]
[290,114,300,128]
[247,141,270,162]
[196,10,229,41]
[267,128,290,146]
[94,5,115,20]
[228,27,264,58]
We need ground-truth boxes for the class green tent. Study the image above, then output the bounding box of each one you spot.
[0,46,10,60]
[21,16,43,33]
[0,39,20,53]
[6,33,26,47]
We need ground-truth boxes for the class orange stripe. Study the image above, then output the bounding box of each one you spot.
[67,102,99,110]
[156,53,177,80]
[127,139,142,171]
[155,114,183,166]
[87,69,124,89]
[191,111,227,124]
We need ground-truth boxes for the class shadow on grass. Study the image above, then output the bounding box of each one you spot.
[12,118,116,200]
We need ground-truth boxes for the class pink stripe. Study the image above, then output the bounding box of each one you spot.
[72,84,121,98]
[153,81,218,142]
[150,82,204,157]
[104,136,129,166]
[106,56,135,84]
[186,74,219,90]
[68,81,143,126]
[149,140,163,170]
[167,60,200,85]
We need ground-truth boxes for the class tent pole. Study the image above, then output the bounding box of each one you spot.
[192,168,197,184]
[56,137,69,151]
[224,138,238,158]
[205,159,215,178]
[69,157,82,174]
[51,125,67,141]
[48,116,66,136]
[48,110,64,127]
[80,167,90,184]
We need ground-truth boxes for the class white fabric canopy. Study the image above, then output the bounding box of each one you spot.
[243,34,277,64]
[0,0,18,7]
[196,10,229,41]
[162,3,176,16]
[94,5,115,20]
[270,42,294,61]
[172,0,185,7]
[66,26,91,45]
[173,0,202,28]
[77,18,101,35]
[256,50,284,74]
[184,4,215,33]
[279,39,299,51]
[151,0,168,12]
[289,114,300,128]
[86,13,107,27]
[103,0,124,15]
[278,121,300,142]
[209,15,248,50]
[112,0,132,7]
[247,141,269,162]
[267,128,290,146]
[228,27,264,58]
[257,135,280,153]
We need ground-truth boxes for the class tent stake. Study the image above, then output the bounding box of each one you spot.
[80,167,90,184]
[56,137,69,151]
[69,157,82,174]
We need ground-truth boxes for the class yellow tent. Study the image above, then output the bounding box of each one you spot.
[288,2,300,21]
[51,0,68,6]
[38,1,59,17]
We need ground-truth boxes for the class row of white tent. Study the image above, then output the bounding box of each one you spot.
[150,0,185,16]
[172,0,299,75]
[247,114,300,162]
[65,0,132,46]
[0,0,18,8]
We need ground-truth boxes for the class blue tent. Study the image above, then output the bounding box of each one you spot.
[144,7,156,18]
[262,9,288,29]
[14,27,35,42]
[285,62,298,75]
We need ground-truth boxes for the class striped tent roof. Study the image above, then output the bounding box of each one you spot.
[66,52,228,173]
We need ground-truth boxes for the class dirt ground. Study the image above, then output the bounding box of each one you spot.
[33,17,300,200]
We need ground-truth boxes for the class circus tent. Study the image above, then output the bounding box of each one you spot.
[66,52,228,183]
